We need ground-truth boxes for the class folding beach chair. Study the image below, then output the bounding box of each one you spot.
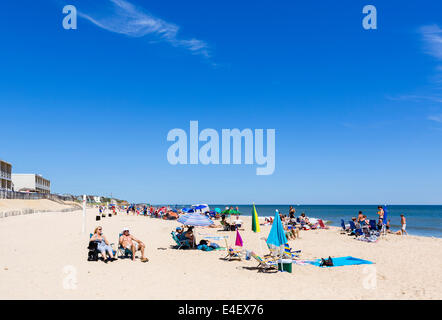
[222,237,244,261]
[283,243,301,259]
[117,233,134,258]
[171,231,191,250]
[250,251,278,273]
[340,219,349,234]
[223,247,244,261]
[318,219,329,229]
[88,233,117,260]
[369,219,377,231]
[348,221,357,231]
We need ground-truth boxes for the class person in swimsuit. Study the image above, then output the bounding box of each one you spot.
[119,228,148,262]
[90,226,115,262]
[395,214,408,235]
[377,206,384,226]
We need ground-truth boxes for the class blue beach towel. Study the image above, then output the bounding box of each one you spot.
[305,256,373,267]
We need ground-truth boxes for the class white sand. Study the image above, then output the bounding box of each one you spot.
[0,199,80,213]
[0,208,441,299]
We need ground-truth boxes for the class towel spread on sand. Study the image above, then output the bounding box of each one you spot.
[294,256,373,267]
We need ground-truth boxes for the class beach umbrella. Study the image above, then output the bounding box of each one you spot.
[267,210,287,272]
[266,210,287,247]
[251,203,260,233]
[382,205,388,225]
[177,212,214,227]
[235,230,243,247]
[214,208,221,214]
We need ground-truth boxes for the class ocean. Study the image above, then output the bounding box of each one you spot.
[174,204,442,238]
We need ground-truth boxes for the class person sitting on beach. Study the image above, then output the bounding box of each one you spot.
[182,226,196,246]
[233,216,243,228]
[351,217,361,229]
[90,226,115,263]
[283,224,295,240]
[395,214,408,235]
[176,227,185,239]
[286,223,300,239]
[220,215,234,230]
[386,219,392,233]
[361,215,370,228]
[299,213,312,227]
[119,228,148,262]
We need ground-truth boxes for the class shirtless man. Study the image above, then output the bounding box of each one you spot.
[119,228,148,262]
[395,214,408,235]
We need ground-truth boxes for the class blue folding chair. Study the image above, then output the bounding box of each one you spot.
[348,221,357,230]
[171,231,191,249]
[341,219,347,231]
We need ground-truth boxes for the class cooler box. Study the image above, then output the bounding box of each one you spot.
[277,259,293,273]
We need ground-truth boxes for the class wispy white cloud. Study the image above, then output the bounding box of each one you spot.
[78,0,210,58]
[420,25,442,61]
[386,94,442,103]
[428,114,442,123]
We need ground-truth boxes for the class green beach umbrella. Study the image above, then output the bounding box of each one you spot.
[251,203,260,233]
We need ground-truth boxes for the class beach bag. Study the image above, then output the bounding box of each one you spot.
[320,256,333,267]
[87,241,99,261]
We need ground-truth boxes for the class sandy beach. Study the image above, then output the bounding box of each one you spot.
[0,207,441,300]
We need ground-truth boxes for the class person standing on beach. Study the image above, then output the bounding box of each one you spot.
[377,206,384,228]
[396,214,408,235]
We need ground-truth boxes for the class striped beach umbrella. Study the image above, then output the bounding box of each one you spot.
[177,212,214,227]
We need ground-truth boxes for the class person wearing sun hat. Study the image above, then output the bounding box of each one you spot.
[119,227,148,262]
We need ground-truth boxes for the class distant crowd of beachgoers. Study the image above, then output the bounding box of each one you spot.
[87,204,409,265]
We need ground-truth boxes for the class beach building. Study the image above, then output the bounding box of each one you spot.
[11,173,51,194]
[0,159,13,191]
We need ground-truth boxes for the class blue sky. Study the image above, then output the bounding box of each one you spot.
[1,0,442,204]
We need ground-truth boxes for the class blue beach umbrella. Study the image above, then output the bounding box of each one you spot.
[266,210,288,271]
[177,212,214,227]
[267,210,287,247]
[382,205,388,225]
